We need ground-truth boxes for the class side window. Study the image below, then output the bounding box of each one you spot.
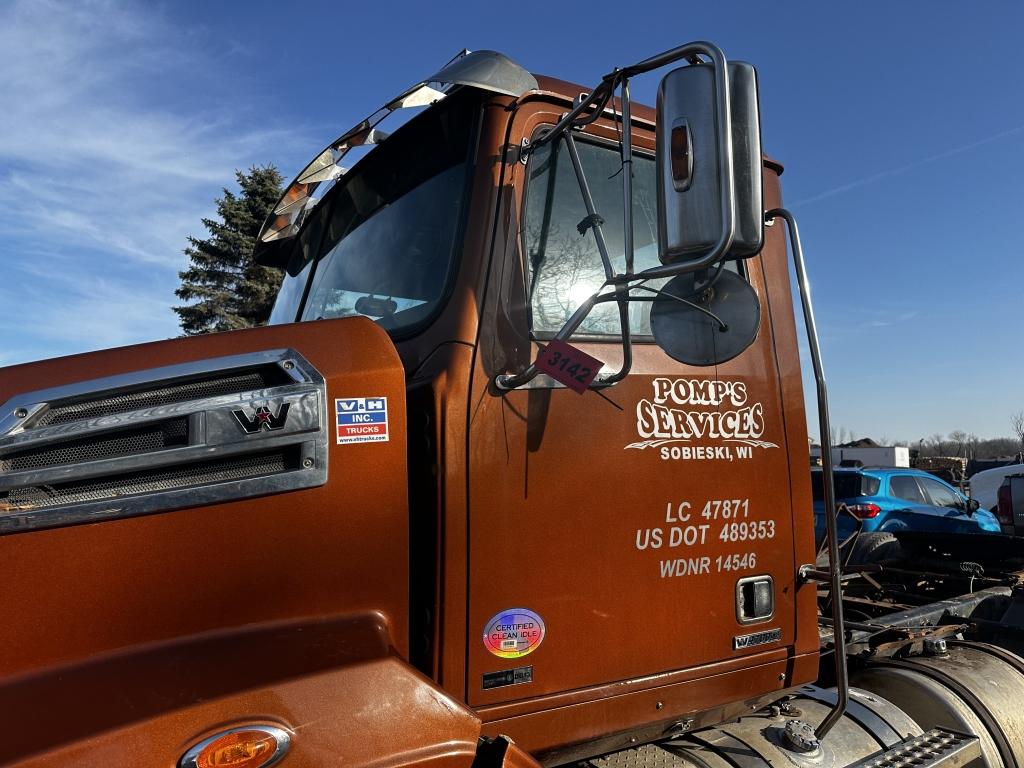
[888,475,927,504]
[521,132,746,339]
[918,477,959,508]
[861,475,881,496]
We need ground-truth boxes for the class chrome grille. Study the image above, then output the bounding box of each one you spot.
[0,349,327,533]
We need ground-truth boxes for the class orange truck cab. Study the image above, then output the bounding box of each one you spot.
[0,45,824,768]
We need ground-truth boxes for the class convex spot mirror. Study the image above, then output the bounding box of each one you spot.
[650,270,760,366]
[656,61,764,264]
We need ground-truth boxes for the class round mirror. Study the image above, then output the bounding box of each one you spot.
[649,269,760,366]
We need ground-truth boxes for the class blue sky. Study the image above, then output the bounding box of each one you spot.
[2,0,1022,441]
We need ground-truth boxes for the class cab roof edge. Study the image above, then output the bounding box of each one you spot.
[427,49,538,98]
[253,50,538,267]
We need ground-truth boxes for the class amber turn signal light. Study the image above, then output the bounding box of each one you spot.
[180,725,291,768]
[670,120,693,190]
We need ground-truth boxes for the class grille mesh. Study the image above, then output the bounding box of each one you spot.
[0,449,298,512]
[0,419,189,472]
[34,367,291,427]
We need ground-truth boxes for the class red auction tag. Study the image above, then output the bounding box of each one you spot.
[534,339,603,394]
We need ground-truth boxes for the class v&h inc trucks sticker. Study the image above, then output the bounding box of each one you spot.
[335,397,389,444]
[626,378,778,461]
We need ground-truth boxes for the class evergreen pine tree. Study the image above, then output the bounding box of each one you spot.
[174,165,284,335]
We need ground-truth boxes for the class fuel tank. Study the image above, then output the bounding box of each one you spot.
[572,687,923,768]
[568,676,1013,768]
[852,641,1024,768]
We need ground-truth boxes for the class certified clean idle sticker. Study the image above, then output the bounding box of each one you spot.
[335,397,388,444]
[483,608,546,658]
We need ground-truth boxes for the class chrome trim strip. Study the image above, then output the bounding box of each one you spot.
[0,349,309,436]
[0,421,318,490]
[179,724,291,768]
[511,373,619,390]
[0,441,323,534]
[0,386,318,452]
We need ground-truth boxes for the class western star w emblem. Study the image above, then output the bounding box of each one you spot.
[733,627,782,650]
[232,403,291,434]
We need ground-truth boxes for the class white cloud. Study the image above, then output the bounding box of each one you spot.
[864,309,919,329]
[0,258,180,353]
[0,0,303,363]
[788,123,1024,208]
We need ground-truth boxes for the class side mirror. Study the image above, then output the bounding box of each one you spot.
[969,498,980,515]
[656,61,764,264]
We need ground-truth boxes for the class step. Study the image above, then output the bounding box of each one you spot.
[847,728,980,768]
[588,743,689,768]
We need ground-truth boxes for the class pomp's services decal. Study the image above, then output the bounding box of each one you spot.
[335,397,389,444]
[626,378,778,461]
[483,608,546,659]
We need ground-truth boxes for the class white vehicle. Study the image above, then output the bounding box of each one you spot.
[810,445,910,467]
[969,462,1024,511]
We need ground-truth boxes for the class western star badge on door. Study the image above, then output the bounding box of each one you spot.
[534,339,602,394]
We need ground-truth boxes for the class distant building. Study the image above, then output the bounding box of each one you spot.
[809,439,910,468]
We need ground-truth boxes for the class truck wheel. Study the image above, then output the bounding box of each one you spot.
[846,532,902,565]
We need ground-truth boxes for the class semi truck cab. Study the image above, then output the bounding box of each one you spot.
[3,44,1016,768]
[259,57,820,724]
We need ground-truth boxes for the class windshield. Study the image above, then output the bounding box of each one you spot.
[268,90,478,334]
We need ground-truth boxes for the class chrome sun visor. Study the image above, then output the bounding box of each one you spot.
[254,50,538,267]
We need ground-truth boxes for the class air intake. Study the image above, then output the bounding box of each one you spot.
[32,367,292,428]
[0,349,327,533]
[0,418,190,472]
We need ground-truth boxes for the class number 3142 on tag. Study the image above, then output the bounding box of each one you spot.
[534,339,603,394]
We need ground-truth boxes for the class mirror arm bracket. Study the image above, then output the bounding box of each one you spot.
[497,41,737,392]
[601,282,634,386]
[494,292,624,391]
[620,76,635,276]
[564,131,616,282]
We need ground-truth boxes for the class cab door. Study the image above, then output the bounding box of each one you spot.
[917,474,994,534]
[463,98,809,708]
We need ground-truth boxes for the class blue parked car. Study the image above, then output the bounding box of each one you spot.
[811,467,1001,545]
